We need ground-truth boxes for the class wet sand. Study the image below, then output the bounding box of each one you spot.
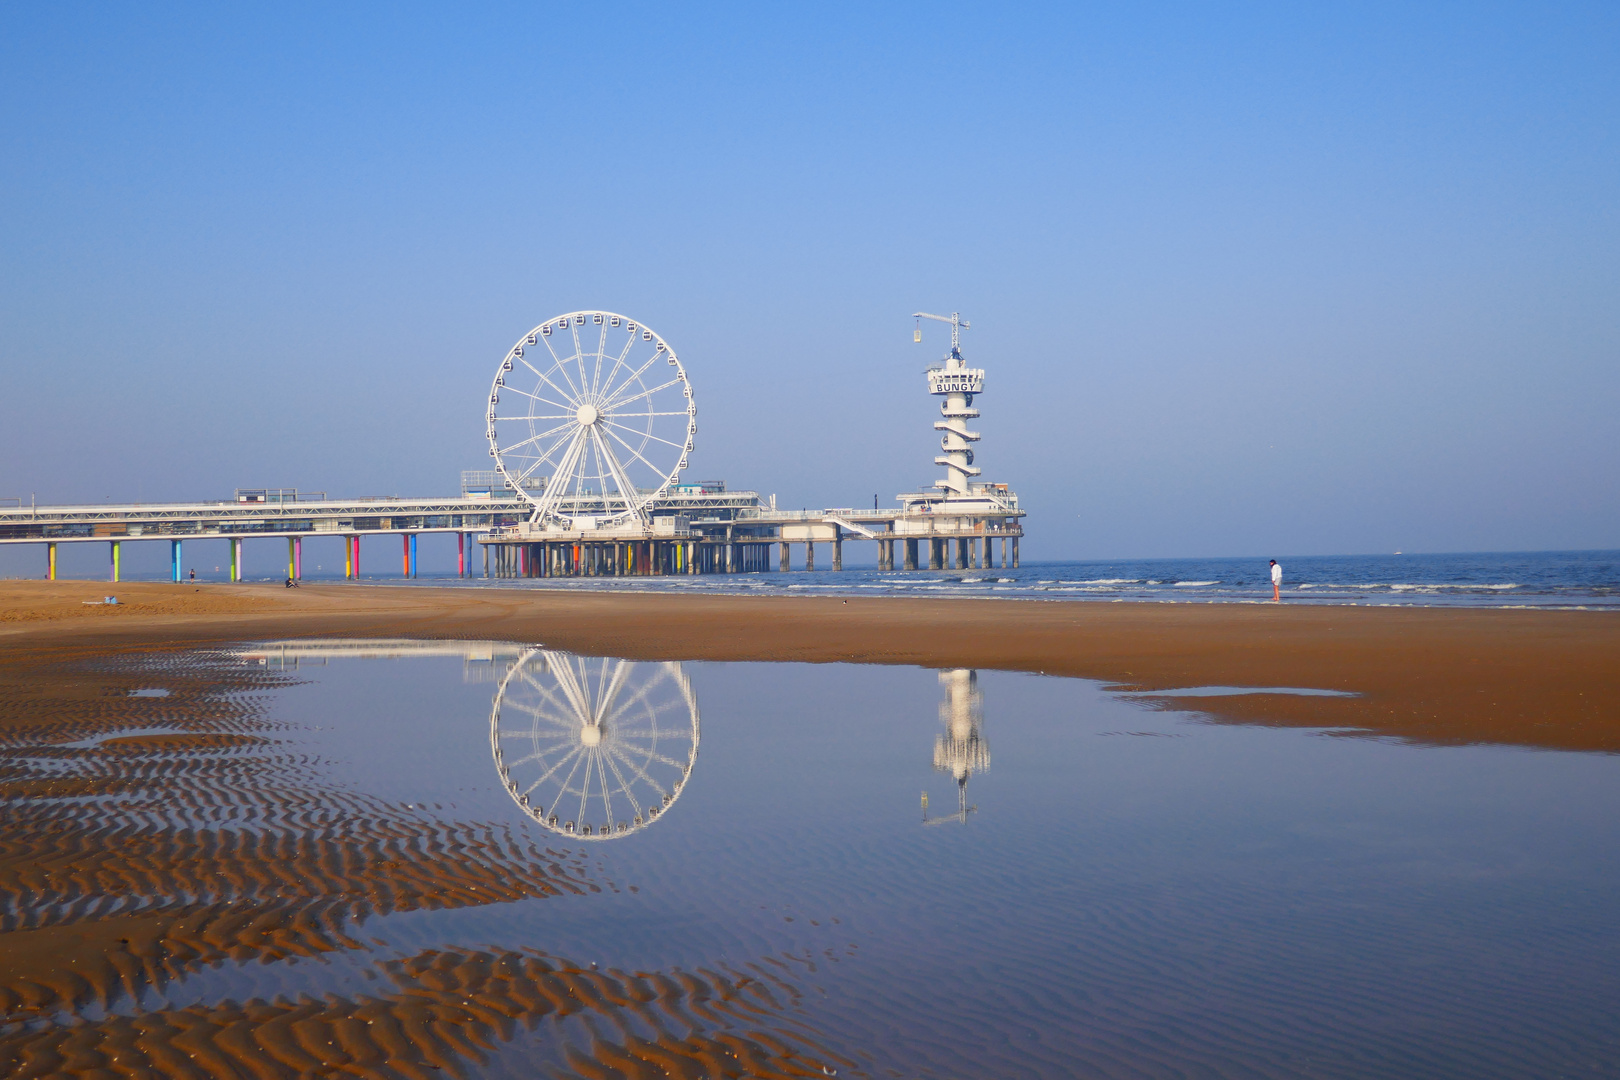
[0,647,845,1078]
[3,579,1618,751]
[2,582,1617,1077]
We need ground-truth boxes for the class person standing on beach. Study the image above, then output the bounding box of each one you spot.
[1270,559,1282,602]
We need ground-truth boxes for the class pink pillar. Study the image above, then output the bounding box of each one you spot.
[294,536,302,580]
[353,536,361,578]
[458,532,465,577]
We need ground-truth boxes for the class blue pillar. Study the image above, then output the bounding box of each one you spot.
[409,533,418,578]
[171,539,182,582]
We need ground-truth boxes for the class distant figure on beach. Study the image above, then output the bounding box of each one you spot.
[188,568,195,581]
[1270,560,1282,602]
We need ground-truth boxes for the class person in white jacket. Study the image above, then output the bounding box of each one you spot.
[1270,559,1282,602]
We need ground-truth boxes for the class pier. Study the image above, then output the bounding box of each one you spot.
[3,308,1024,580]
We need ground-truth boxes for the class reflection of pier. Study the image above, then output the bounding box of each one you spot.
[923,669,989,826]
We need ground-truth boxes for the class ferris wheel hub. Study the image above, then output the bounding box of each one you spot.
[580,722,602,747]
[576,403,600,426]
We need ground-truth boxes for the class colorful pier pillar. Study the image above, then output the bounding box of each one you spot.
[402,535,410,578]
[352,536,361,579]
[409,533,418,578]
[287,537,296,581]
[110,540,121,583]
[171,539,182,582]
[294,536,302,580]
[457,533,465,577]
[230,537,242,582]
[47,542,56,581]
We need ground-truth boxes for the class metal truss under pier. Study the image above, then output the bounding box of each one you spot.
[482,485,1025,578]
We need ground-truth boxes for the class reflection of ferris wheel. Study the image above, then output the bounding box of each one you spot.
[487,311,696,529]
[491,650,699,840]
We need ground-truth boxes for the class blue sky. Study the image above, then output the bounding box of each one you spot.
[2,2,1616,564]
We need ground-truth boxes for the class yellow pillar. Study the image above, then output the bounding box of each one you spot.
[111,540,121,583]
[287,537,295,581]
[47,542,56,581]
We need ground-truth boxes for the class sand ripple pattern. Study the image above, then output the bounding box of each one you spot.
[0,650,845,1079]
[0,947,847,1080]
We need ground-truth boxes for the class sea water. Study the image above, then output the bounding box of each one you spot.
[393,548,1620,608]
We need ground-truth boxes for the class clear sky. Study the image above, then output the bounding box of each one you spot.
[2,2,1616,562]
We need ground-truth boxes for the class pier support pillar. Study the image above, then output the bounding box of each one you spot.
[483,541,489,578]
[904,538,917,571]
[970,538,980,569]
[171,539,182,582]
[458,533,465,577]
[352,536,360,579]
[48,541,57,581]
[833,529,842,571]
[230,537,242,582]
[779,542,789,572]
[402,535,410,578]
[1012,537,1020,568]
[110,540,120,583]
[928,538,942,571]
[287,537,296,582]
[957,538,969,570]
[805,542,815,571]
[294,536,302,580]
[410,534,418,578]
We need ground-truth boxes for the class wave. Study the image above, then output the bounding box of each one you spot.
[1173,581,1219,587]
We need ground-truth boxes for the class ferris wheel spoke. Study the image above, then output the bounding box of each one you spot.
[610,410,693,418]
[589,324,610,399]
[604,375,681,411]
[554,747,591,808]
[588,429,617,502]
[497,418,576,458]
[600,750,643,820]
[517,671,583,719]
[521,744,586,796]
[505,428,578,492]
[601,680,680,726]
[600,353,663,407]
[594,753,618,826]
[590,427,642,506]
[593,660,632,724]
[498,385,577,412]
[547,658,594,722]
[605,744,672,799]
[605,420,686,450]
[594,333,638,402]
[533,430,591,518]
[518,353,584,408]
[600,426,673,480]
[537,331,586,401]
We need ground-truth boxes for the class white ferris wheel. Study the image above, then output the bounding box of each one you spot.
[490,650,699,840]
[487,311,696,529]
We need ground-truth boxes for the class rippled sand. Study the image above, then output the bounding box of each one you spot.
[0,650,844,1078]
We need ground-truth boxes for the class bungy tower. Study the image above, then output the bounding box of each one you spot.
[889,311,1024,571]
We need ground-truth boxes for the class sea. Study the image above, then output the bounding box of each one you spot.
[360,549,1620,609]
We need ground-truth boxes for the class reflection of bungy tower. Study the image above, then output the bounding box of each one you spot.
[924,668,989,825]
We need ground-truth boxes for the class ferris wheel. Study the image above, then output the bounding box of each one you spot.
[490,649,699,840]
[487,311,696,529]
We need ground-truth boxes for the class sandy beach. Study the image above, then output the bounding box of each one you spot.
[3,580,1616,751]
[3,581,1618,1076]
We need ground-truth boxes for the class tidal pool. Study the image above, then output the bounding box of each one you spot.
[2,641,1617,1078]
